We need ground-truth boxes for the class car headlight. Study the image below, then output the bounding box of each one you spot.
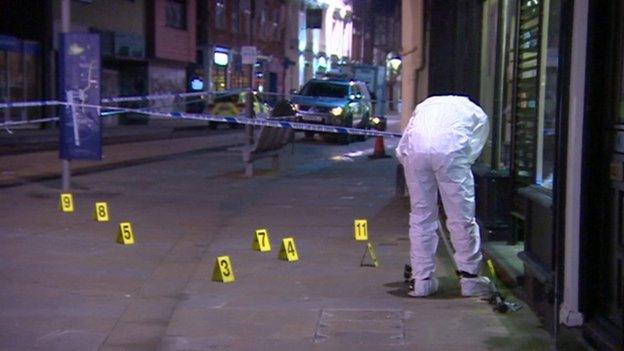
[293,104,299,111]
[330,106,343,116]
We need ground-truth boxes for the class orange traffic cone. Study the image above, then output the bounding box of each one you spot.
[369,135,391,159]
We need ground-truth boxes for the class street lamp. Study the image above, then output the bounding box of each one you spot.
[389,56,402,72]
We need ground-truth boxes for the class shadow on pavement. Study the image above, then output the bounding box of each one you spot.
[384,276,463,300]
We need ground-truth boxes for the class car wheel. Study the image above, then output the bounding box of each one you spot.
[208,121,218,130]
[304,131,315,139]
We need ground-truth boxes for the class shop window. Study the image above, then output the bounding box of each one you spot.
[212,64,227,91]
[620,29,624,124]
[166,0,187,30]
[0,52,6,104]
[215,0,226,30]
[24,48,40,119]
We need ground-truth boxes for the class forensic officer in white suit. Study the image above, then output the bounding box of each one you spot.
[396,95,491,297]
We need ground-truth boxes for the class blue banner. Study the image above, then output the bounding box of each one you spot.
[59,33,102,160]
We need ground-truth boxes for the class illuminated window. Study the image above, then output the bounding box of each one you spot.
[214,51,229,66]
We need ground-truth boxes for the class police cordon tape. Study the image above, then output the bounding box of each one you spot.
[0,88,248,109]
[1,117,60,129]
[101,89,248,104]
[57,100,403,138]
[0,100,60,109]
[0,97,209,128]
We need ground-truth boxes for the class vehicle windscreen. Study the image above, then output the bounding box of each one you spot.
[299,82,349,98]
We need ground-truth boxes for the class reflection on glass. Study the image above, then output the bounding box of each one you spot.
[535,0,561,190]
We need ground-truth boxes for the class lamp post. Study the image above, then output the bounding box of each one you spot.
[387,55,401,112]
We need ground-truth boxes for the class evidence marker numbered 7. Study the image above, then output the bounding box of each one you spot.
[252,228,271,252]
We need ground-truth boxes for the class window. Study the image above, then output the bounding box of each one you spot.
[241,0,251,35]
[260,8,267,38]
[232,0,240,33]
[165,0,186,30]
[272,8,280,38]
[535,0,562,189]
[215,0,226,30]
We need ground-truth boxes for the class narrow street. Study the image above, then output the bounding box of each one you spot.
[0,126,552,350]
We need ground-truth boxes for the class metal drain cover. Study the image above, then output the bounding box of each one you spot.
[313,308,405,345]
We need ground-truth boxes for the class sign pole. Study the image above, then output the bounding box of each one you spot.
[246,1,256,146]
[61,0,71,191]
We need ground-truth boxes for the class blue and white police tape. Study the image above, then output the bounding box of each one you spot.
[101,96,209,117]
[0,100,60,109]
[0,88,250,109]
[57,101,403,139]
[101,88,249,104]
[0,117,60,129]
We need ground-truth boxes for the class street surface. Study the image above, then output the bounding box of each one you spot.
[0,114,553,350]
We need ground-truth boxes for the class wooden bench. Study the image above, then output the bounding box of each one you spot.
[238,125,293,177]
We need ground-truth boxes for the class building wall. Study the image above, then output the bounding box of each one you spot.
[153,0,196,63]
[67,0,146,35]
[203,0,287,94]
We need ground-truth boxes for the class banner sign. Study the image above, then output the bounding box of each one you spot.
[59,33,102,160]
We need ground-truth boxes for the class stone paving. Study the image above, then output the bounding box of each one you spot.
[0,131,553,350]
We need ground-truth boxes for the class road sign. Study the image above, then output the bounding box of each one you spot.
[59,33,102,160]
[241,46,257,65]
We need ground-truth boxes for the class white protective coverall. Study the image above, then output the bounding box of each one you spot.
[396,96,489,296]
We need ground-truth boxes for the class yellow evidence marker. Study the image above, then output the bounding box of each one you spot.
[278,237,299,262]
[360,242,379,267]
[59,193,74,212]
[93,202,110,222]
[116,222,135,245]
[212,256,235,283]
[354,219,368,241]
[252,228,271,252]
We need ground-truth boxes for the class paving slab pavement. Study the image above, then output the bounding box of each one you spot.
[0,132,554,350]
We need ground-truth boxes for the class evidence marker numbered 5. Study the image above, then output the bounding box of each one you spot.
[116,222,135,245]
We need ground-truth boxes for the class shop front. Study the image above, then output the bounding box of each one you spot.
[580,1,624,348]
[474,0,568,335]
[0,35,42,123]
